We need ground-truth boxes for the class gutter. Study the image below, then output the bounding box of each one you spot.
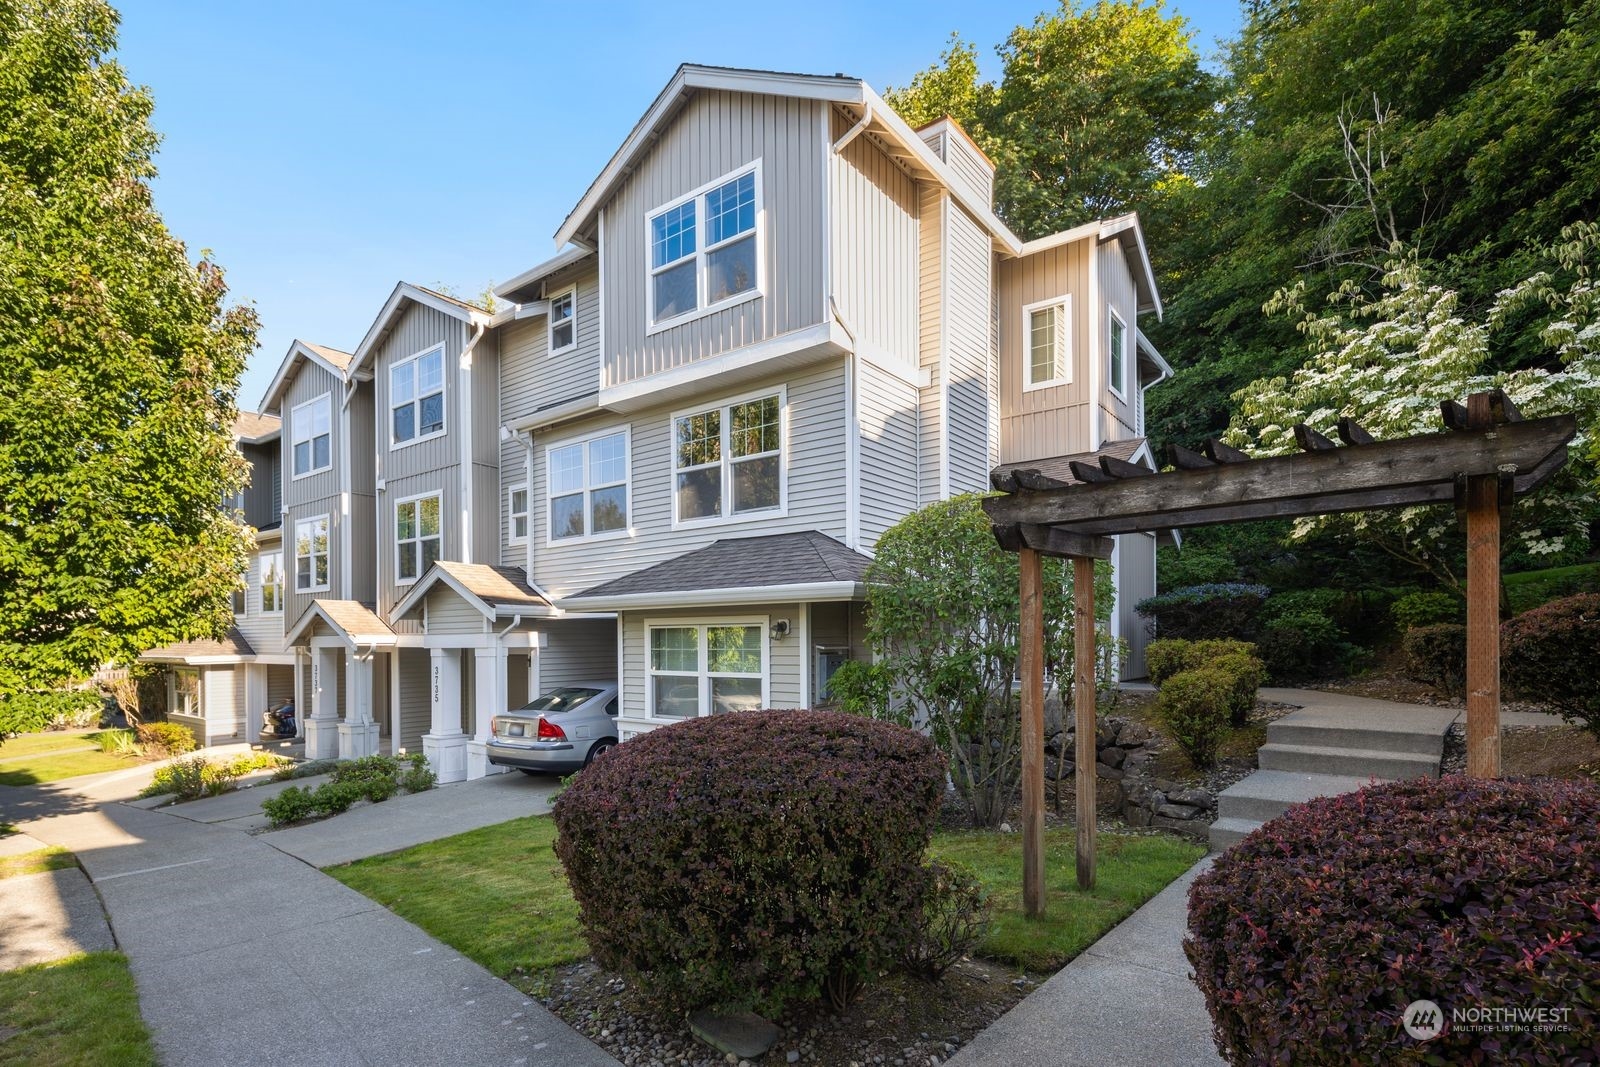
[831,98,872,154]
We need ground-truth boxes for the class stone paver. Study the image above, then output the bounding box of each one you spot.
[948,858,1222,1067]
[0,865,116,969]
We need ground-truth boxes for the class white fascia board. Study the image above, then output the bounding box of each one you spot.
[1135,329,1174,381]
[259,340,349,415]
[557,581,866,613]
[283,603,397,649]
[506,392,603,434]
[1098,215,1163,321]
[1017,219,1103,258]
[389,568,493,625]
[493,246,595,300]
[596,320,848,413]
[555,66,866,248]
[348,283,492,378]
[137,653,250,666]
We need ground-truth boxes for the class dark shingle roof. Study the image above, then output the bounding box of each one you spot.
[570,531,869,601]
[990,438,1149,487]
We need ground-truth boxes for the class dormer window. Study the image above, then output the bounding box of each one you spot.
[648,164,761,331]
[391,345,445,446]
[1022,295,1071,391]
[549,287,576,353]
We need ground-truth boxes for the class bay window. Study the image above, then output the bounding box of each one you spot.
[648,622,765,719]
[648,164,760,329]
[547,430,629,541]
[391,346,445,445]
[673,391,783,525]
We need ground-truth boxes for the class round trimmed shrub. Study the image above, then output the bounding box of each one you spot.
[1145,638,1258,685]
[552,710,945,1013]
[1390,589,1462,632]
[1210,651,1265,727]
[1188,776,1600,1065]
[1154,667,1232,768]
[1135,583,1270,641]
[1401,623,1467,695]
[1502,593,1600,739]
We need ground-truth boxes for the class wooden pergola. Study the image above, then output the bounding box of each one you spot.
[983,389,1577,917]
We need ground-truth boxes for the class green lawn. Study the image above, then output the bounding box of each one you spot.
[0,952,156,1067]
[0,846,78,881]
[0,731,139,787]
[330,814,1203,983]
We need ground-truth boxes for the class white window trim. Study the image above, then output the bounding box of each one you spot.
[389,343,447,450]
[644,616,769,722]
[644,160,765,336]
[507,483,529,542]
[547,286,577,356]
[1021,294,1072,393]
[260,550,284,615]
[1107,305,1129,402]
[294,514,331,594]
[544,426,633,547]
[669,384,788,531]
[289,392,333,480]
[393,491,443,587]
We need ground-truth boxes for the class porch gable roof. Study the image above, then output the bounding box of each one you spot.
[390,561,554,624]
[285,599,396,649]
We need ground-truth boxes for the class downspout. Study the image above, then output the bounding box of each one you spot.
[458,320,488,564]
[339,375,358,600]
[831,99,872,154]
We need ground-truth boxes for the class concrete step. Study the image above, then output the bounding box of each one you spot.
[1208,816,1262,851]
[1215,769,1379,824]
[1258,742,1438,780]
[1266,717,1445,757]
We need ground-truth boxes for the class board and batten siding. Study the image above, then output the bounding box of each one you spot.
[281,359,348,630]
[1096,240,1140,444]
[373,303,464,484]
[829,107,920,369]
[917,186,946,504]
[917,121,995,213]
[396,648,430,750]
[599,91,828,388]
[375,468,458,624]
[857,360,920,552]
[945,203,995,494]
[617,604,802,726]
[240,441,279,531]
[996,239,1094,463]
[348,385,378,603]
[1116,532,1157,679]
[528,360,849,600]
[538,619,618,691]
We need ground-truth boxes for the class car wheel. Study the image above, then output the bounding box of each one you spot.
[585,739,616,766]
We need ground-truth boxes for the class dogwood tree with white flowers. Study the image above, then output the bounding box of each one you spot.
[1227,224,1600,591]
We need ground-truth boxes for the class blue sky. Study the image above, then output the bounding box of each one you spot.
[115,1,1243,410]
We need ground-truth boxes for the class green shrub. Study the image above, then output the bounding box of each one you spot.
[261,785,317,826]
[1257,611,1352,681]
[1135,583,1270,641]
[1390,589,1462,631]
[900,859,992,981]
[1504,561,1600,614]
[272,759,336,782]
[0,689,105,739]
[139,755,239,800]
[136,721,197,757]
[1502,593,1600,740]
[1155,546,1239,591]
[1401,623,1467,695]
[1145,638,1258,685]
[398,753,436,794]
[552,710,945,1014]
[1188,776,1600,1065]
[1155,668,1232,769]
[1210,651,1266,727]
[220,752,290,778]
[311,779,364,816]
[93,728,138,755]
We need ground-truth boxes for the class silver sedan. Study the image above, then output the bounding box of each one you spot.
[485,683,619,775]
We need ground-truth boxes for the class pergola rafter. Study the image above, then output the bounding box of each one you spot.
[983,390,1578,918]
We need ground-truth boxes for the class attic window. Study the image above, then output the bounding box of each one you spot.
[648,163,761,331]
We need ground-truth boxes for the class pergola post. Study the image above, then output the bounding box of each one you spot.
[1018,546,1046,919]
[1072,556,1097,889]
[1464,394,1504,777]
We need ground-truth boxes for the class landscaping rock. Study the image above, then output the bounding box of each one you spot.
[1094,762,1125,780]
[1116,721,1153,746]
[1100,746,1126,769]
[1168,786,1216,811]
[687,1009,781,1060]
[1155,802,1202,820]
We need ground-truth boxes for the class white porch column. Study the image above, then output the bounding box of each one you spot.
[304,646,340,760]
[467,644,510,779]
[338,650,379,760]
[423,647,467,783]
[292,650,306,739]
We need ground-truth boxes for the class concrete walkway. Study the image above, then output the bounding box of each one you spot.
[949,857,1223,1067]
[0,865,116,969]
[0,775,613,1067]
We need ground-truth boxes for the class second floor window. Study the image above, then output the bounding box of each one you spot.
[391,346,444,445]
[649,165,759,328]
[1108,307,1128,399]
[261,551,284,613]
[295,516,329,592]
[509,485,529,540]
[549,288,575,353]
[674,392,782,524]
[291,393,332,477]
[396,494,442,583]
[1022,296,1070,391]
[548,431,628,541]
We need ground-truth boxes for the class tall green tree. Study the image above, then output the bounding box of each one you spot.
[0,0,257,695]
[887,1,1216,243]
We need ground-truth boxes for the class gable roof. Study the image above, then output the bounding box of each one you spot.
[259,339,354,415]
[562,531,870,610]
[233,410,281,443]
[390,561,553,623]
[284,599,397,648]
[348,282,493,378]
[493,246,596,305]
[1018,213,1162,320]
[140,627,255,664]
[553,64,1023,256]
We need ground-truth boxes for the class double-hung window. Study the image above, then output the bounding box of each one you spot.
[547,430,629,541]
[648,622,765,719]
[673,391,782,524]
[508,485,529,540]
[548,288,575,353]
[1022,296,1070,391]
[648,164,760,328]
[291,394,332,477]
[391,346,445,445]
[261,551,284,613]
[1107,307,1128,399]
[295,516,329,592]
[395,493,442,583]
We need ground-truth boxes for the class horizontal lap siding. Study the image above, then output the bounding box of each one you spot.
[1097,242,1140,444]
[809,601,870,665]
[266,665,294,707]
[857,361,920,552]
[529,360,848,600]
[997,241,1093,463]
[601,92,826,387]
[539,619,618,691]
[422,588,486,635]
[236,545,285,655]
[619,603,802,725]
[946,206,994,494]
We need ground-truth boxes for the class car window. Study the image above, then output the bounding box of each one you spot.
[605,698,618,717]
[518,687,602,713]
